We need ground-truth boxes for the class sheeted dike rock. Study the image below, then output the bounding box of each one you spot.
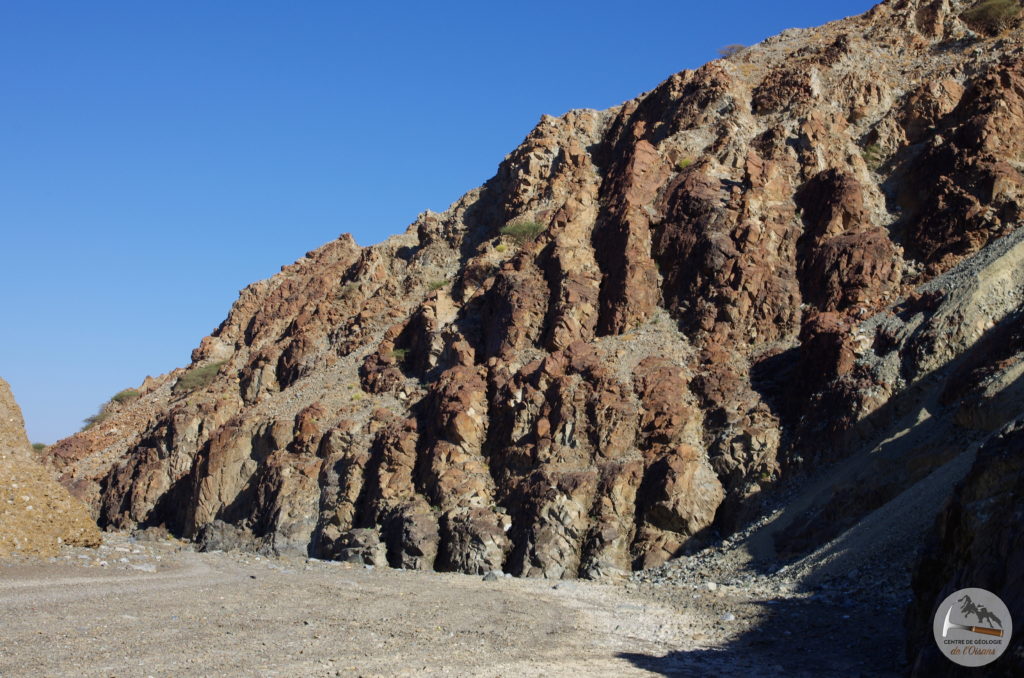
[43,0,1024,580]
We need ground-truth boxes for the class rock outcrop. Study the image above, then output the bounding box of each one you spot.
[0,377,100,557]
[41,0,1024,621]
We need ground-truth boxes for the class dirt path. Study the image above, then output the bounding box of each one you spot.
[0,530,921,678]
[0,534,705,678]
[4,474,963,678]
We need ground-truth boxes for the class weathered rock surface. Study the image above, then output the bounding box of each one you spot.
[0,377,100,557]
[40,3,1024,638]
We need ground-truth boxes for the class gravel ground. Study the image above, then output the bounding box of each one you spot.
[0,533,698,678]
[0,389,979,678]
[0,525,917,678]
[2,340,985,678]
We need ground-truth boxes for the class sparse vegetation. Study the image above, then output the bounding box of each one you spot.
[80,387,142,431]
[862,143,884,171]
[391,348,410,363]
[428,279,447,292]
[338,282,358,299]
[495,243,507,253]
[718,44,746,59]
[111,388,140,404]
[173,361,226,395]
[961,0,1021,35]
[31,442,46,453]
[675,157,695,171]
[81,409,110,431]
[499,219,545,246]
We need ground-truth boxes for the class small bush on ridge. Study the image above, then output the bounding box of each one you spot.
[961,0,1021,35]
[111,388,140,404]
[173,361,226,395]
[500,220,545,246]
[718,44,746,58]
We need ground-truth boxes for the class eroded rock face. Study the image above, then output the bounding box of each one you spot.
[43,0,1024,583]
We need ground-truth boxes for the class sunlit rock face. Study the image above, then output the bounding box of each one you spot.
[44,0,1024,596]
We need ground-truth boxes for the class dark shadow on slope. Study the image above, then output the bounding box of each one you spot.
[615,586,908,676]
[615,288,1024,675]
[140,472,193,536]
[744,263,1024,562]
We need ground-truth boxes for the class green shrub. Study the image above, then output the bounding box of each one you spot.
[500,220,545,246]
[338,282,358,299]
[675,157,695,171]
[495,243,507,253]
[111,388,140,404]
[31,442,46,453]
[428,279,447,292]
[961,0,1021,35]
[81,409,110,431]
[718,44,746,58]
[173,361,226,395]
[862,143,884,171]
[391,348,410,363]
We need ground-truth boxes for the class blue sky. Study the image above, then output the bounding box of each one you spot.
[0,1,877,443]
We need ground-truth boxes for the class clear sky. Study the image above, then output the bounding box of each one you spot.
[0,1,877,444]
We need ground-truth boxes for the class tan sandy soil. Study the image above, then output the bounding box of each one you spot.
[0,376,101,558]
[0,529,916,678]
[0,534,693,678]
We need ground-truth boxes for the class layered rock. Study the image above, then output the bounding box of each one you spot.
[42,0,1024,588]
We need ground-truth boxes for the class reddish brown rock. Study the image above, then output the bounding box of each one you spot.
[38,3,1024,599]
[594,139,669,335]
[638,445,724,538]
[900,60,1024,272]
[752,67,816,116]
[900,79,964,144]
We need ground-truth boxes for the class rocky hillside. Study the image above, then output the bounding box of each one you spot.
[45,0,1024,610]
[0,377,100,557]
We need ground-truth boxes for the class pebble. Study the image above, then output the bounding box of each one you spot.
[482,571,500,582]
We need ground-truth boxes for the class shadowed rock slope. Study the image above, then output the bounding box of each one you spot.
[45,0,1024,614]
[907,418,1024,676]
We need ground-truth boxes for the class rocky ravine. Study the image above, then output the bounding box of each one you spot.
[42,0,1024,671]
